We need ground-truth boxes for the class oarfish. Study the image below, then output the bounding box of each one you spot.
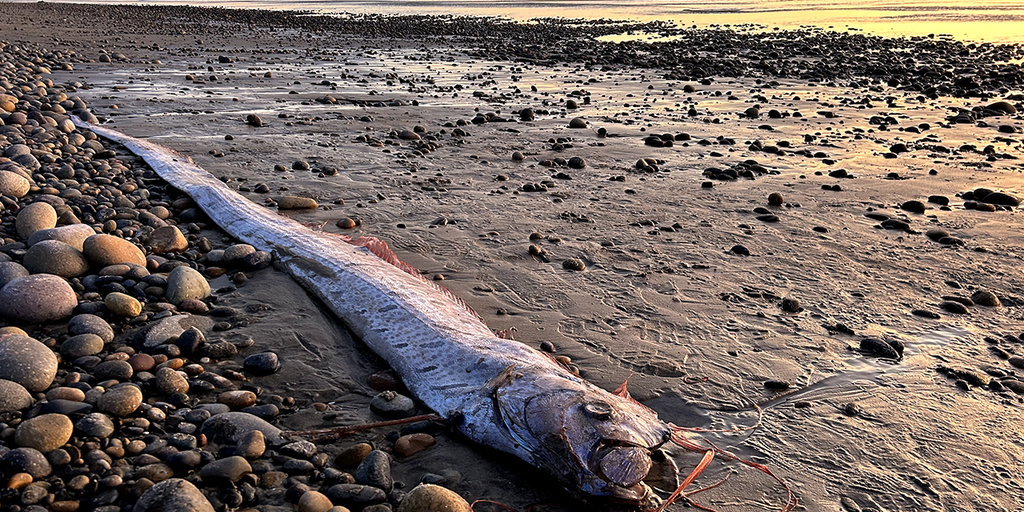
[72,117,789,510]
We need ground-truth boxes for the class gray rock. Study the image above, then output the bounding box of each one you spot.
[199,455,252,482]
[15,413,73,452]
[139,314,214,349]
[200,412,285,446]
[16,202,57,239]
[154,367,189,395]
[97,384,143,417]
[132,478,214,512]
[22,240,89,277]
[0,334,58,392]
[69,314,115,343]
[166,266,211,305]
[235,430,266,459]
[0,169,30,198]
[369,391,416,419]
[0,379,33,412]
[75,413,116,438]
[27,224,97,251]
[326,484,387,506]
[243,352,279,374]
[83,234,146,267]
[175,326,206,354]
[355,450,393,492]
[0,261,30,289]
[281,440,317,458]
[0,447,51,478]
[60,333,106,359]
[223,244,256,265]
[0,274,77,322]
[93,360,134,381]
[396,484,471,512]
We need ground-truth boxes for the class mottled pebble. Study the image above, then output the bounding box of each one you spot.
[0,261,30,288]
[83,234,146,267]
[16,201,57,239]
[15,413,73,452]
[97,384,143,417]
[299,490,336,512]
[971,290,1001,307]
[561,258,586,271]
[243,352,280,374]
[200,411,285,445]
[60,333,105,359]
[69,314,115,343]
[22,240,89,277]
[75,413,115,438]
[219,390,258,408]
[278,196,318,210]
[0,379,33,412]
[155,367,190,395]
[0,169,30,198]
[146,226,189,253]
[94,360,134,381]
[396,484,471,512]
[165,266,211,305]
[199,455,252,482]
[132,478,215,512]
[235,430,266,459]
[394,433,436,457]
[0,274,78,323]
[105,292,143,317]
[0,334,58,392]
[0,448,51,479]
[336,443,373,467]
[370,391,416,419]
[568,117,587,128]
[326,484,387,506]
[860,338,901,359]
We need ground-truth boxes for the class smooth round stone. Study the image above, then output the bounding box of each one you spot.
[369,391,416,419]
[223,244,256,265]
[335,443,373,468]
[166,450,202,468]
[127,353,156,372]
[199,455,251,482]
[396,484,471,512]
[971,290,1001,307]
[0,334,58,392]
[394,433,436,457]
[235,430,265,459]
[0,448,52,479]
[277,196,318,210]
[135,463,175,482]
[15,413,72,453]
[219,390,257,409]
[325,484,387,506]
[0,274,77,323]
[93,360,134,381]
[132,478,214,512]
[200,412,285,446]
[0,169,30,198]
[355,450,393,491]
[298,490,334,512]
[0,261,31,289]
[165,266,210,305]
[243,352,279,374]
[146,226,189,253]
[0,379,33,412]
[97,384,143,417]
[568,117,587,128]
[154,367,189,395]
[60,333,105,359]
[105,292,143,317]
[142,314,213,349]
[23,240,89,277]
[75,412,115,438]
[83,234,146,267]
[69,314,115,343]
[27,224,97,251]
[46,387,86,402]
[16,202,58,239]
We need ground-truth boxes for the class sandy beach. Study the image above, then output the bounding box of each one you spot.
[1,2,1024,511]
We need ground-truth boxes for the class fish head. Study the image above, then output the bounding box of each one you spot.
[497,376,672,507]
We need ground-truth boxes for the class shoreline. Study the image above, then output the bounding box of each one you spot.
[2,2,1024,512]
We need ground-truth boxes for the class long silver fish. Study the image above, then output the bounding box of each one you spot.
[71,117,743,509]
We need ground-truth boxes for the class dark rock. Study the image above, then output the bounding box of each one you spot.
[355,450,393,491]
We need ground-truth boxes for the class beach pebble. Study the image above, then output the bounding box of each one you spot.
[27,224,97,251]
[235,430,266,459]
[396,484,471,512]
[246,114,263,127]
[567,156,586,169]
[326,484,387,506]
[223,244,256,265]
[0,274,77,322]
[14,413,72,453]
[75,412,116,438]
[0,169,30,197]
[277,196,318,209]
[0,448,51,479]
[394,433,436,457]
[105,292,143,317]
[860,338,901,359]
[147,226,189,253]
[69,314,115,343]
[175,326,206,354]
[61,333,105,358]
[0,334,58,392]
[971,290,1000,307]
[568,117,587,128]
[133,478,214,512]
[299,491,336,512]
[83,234,146,267]
[94,360,134,381]
[16,201,58,239]
[0,261,30,288]
[165,266,211,305]
[243,250,273,270]
[562,258,586,271]
[370,391,416,419]
[219,390,258,409]
[940,301,970,314]
[155,367,190,395]
[337,218,357,229]
[200,455,252,482]
[201,411,286,445]
[243,352,280,374]
[768,192,784,206]
[901,200,926,214]
[97,384,143,417]
[0,379,33,412]
[336,443,373,467]
[355,450,393,491]
[730,245,750,256]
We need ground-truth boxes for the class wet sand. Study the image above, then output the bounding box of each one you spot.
[2,2,1024,511]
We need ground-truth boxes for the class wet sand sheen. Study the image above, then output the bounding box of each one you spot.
[1,2,1023,512]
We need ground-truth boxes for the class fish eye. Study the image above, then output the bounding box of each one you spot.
[584,401,613,420]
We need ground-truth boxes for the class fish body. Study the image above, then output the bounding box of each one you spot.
[74,118,674,506]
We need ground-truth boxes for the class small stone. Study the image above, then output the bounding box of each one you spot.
[0,261,30,289]
[0,275,77,323]
[396,484,471,512]
[0,379,33,412]
[105,292,143,317]
[925,228,950,241]
[763,380,790,391]
[567,157,586,169]
[901,200,926,214]
[223,244,256,265]
[27,224,96,252]
[132,478,215,512]
[199,455,252,482]
[336,443,373,467]
[780,298,802,313]
[200,412,286,445]
[0,448,51,479]
[97,384,143,417]
[299,490,335,512]
[278,196,318,209]
[219,390,258,409]
[860,338,901,359]
[730,245,750,256]
[394,434,436,457]
[246,114,263,127]
[15,413,73,453]
[146,226,189,253]
[127,353,156,372]
[61,333,105,359]
[768,192,784,205]
[355,450,393,491]
[370,391,416,419]
[0,334,58,392]
[16,202,57,239]
[971,290,1001,307]
[940,301,970,315]
[155,367,190,395]
[568,117,587,129]
[166,266,211,305]
[22,240,89,277]
[235,430,266,459]
[562,258,585,271]
[94,360,134,381]
[0,170,30,198]
[83,234,146,267]
[69,314,115,343]
[243,352,280,374]
[337,218,357,229]
[325,484,387,506]
[75,412,116,438]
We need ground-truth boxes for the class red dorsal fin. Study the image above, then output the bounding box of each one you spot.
[349,236,423,279]
[612,376,633,399]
